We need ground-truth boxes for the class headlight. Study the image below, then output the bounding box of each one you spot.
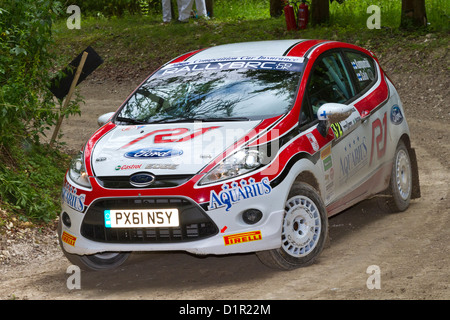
[69,152,91,188]
[199,149,266,185]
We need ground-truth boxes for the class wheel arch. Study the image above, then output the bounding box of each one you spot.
[293,170,321,196]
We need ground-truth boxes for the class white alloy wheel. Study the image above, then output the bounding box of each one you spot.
[282,195,322,258]
[257,182,328,270]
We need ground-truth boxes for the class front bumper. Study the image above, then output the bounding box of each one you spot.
[60,174,286,256]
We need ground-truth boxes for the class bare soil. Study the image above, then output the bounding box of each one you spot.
[0,35,448,300]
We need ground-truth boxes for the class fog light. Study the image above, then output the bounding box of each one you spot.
[242,209,262,225]
[62,212,71,228]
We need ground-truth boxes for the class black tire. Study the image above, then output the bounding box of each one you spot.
[379,141,412,213]
[256,182,329,270]
[57,219,130,271]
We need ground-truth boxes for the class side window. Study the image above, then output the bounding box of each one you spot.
[301,52,355,125]
[345,51,376,92]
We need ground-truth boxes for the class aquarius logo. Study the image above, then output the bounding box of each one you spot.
[208,177,272,211]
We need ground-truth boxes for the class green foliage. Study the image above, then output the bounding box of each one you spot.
[0,142,70,222]
[0,0,81,223]
[214,0,270,20]
[329,0,448,31]
[64,0,448,31]
[67,0,161,16]
[0,0,82,147]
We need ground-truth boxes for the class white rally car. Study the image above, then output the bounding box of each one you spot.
[58,40,420,270]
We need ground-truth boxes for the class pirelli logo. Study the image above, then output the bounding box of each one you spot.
[62,231,77,246]
[223,231,262,246]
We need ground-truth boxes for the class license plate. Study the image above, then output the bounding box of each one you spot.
[104,209,179,228]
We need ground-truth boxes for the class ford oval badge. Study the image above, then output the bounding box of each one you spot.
[124,148,183,159]
[129,173,155,187]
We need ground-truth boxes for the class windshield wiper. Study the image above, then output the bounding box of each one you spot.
[149,116,249,124]
[115,116,148,125]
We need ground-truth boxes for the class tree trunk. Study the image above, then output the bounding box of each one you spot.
[270,0,283,18]
[310,0,329,26]
[205,0,214,18]
[400,0,427,29]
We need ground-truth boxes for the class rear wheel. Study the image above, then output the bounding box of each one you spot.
[379,141,412,213]
[257,182,328,270]
[57,219,130,271]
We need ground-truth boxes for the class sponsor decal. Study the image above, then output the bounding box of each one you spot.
[321,145,334,201]
[62,231,77,246]
[61,182,85,212]
[223,230,262,246]
[306,132,319,152]
[323,154,333,171]
[124,148,183,159]
[321,145,331,160]
[356,71,370,81]
[350,59,374,81]
[351,59,371,69]
[340,136,368,182]
[321,145,333,171]
[331,123,343,139]
[115,164,142,171]
[208,177,272,211]
[121,125,145,131]
[390,105,403,125]
[157,58,304,77]
[325,167,335,202]
[144,163,179,170]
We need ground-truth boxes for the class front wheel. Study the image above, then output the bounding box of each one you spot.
[257,182,328,270]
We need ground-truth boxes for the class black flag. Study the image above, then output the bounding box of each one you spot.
[49,46,103,100]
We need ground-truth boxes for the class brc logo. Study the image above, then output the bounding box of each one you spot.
[370,112,387,166]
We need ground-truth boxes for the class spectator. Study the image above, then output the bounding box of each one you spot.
[162,0,179,23]
[178,0,208,22]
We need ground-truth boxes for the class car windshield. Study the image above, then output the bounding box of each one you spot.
[116,58,304,123]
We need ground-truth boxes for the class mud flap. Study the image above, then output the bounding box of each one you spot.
[409,147,421,199]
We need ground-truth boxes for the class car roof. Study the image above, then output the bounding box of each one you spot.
[186,40,307,61]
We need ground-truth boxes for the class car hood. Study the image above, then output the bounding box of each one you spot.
[91,121,260,177]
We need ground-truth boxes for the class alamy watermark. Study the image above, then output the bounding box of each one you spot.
[367,5,381,29]
[67,5,81,30]
[66,265,81,290]
[366,265,381,289]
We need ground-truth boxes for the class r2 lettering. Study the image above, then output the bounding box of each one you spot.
[120,126,220,149]
[370,112,387,166]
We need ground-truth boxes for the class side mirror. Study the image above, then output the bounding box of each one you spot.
[97,112,115,127]
[316,103,353,137]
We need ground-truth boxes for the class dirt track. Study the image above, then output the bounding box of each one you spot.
[0,37,449,300]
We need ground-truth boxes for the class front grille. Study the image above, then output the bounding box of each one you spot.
[81,197,218,243]
[96,175,194,189]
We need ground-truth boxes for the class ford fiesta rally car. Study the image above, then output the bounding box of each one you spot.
[59,39,420,271]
